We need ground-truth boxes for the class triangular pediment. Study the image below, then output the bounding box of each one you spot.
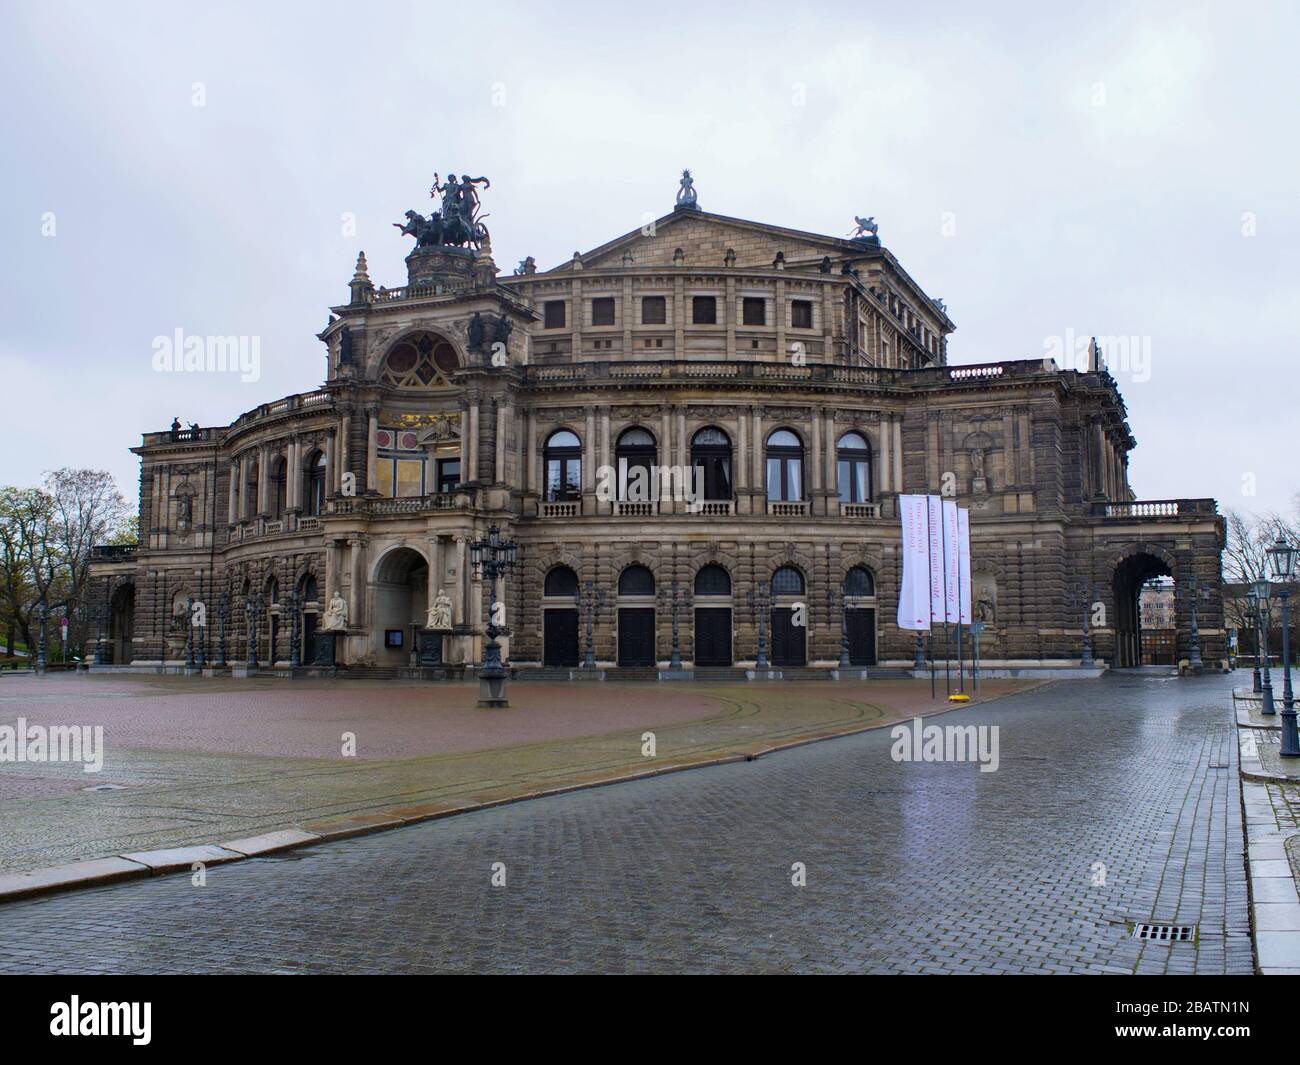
[555,209,874,272]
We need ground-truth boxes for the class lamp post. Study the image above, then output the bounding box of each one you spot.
[288,590,301,669]
[215,591,228,668]
[1255,577,1275,715]
[746,585,770,670]
[470,523,518,708]
[828,585,850,669]
[35,598,48,675]
[1186,575,1204,670]
[184,596,196,670]
[1267,535,1298,756]
[1078,581,1095,669]
[245,595,260,669]
[1246,589,1262,693]
[658,580,691,670]
[580,580,606,669]
[92,600,106,667]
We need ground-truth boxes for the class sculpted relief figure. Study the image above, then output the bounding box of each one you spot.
[428,589,453,631]
[322,591,349,631]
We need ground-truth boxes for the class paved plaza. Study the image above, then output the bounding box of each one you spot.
[0,672,1256,974]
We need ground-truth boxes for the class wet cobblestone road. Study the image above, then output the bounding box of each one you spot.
[0,673,1252,974]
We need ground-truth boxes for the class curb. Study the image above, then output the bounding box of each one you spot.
[0,683,1043,905]
[1241,780,1300,974]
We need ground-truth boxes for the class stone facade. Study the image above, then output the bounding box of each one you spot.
[87,180,1227,673]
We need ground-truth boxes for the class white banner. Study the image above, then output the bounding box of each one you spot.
[958,507,972,625]
[942,499,960,624]
[927,495,945,624]
[896,494,932,630]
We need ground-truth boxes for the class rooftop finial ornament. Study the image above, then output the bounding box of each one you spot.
[393,172,492,251]
[675,169,699,211]
[849,215,880,245]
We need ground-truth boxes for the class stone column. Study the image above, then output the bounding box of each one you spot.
[238,454,249,519]
[349,538,366,628]
[495,400,509,484]
[325,539,343,600]
[893,416,903,491]
[879,415,892,494]
[337,413,350,492]
[468,397,480,481]
[584,407,596,495]
[736,409,748,493]
[752,408,763,495]
[526,409,537,494]
[366,411,379,493]
[453,536,468,625]
[256,445,269,515]
[427,536,444,622]
[227,462,238,524]
[288,437,301,511]
[824,412,836,502]
[811,409,823,499]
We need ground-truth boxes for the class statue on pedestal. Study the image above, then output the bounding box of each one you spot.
[321,591,349,631]
[427,589,453,631]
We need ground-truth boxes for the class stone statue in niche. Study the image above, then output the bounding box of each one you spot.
[322,591,349,631]
[427,589,453,631]
[973,573,997,626]
[174,485,196,533]
[970,447,988,494]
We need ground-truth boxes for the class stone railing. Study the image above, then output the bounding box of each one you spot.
[697,501,733,516]
[329,489,476,517]
[539,501,580,518]
[769,501,807,517]
[616,501,656,517]
[948,363,1005,381]
[840,502,881,518]
[90,543,138,562]
[1095,499,1219,519]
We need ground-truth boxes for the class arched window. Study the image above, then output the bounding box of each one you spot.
[618,564,655,596]
[694,564,731,597]
[299,574,319,604]
[837,432,872,503]
[246,461,260,518]
[616,427,657,501]
[544,430,582,502]
[304,450,327,516]
[380,332,459,389]
[265,576,279,604]
[843,565,875,597]
[690,427,732,501]
[544,565,579,597]
[765,429,803,502]
[771,566,805,596]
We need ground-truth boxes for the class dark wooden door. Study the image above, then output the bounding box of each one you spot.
[302,612,318,664]
[846,608,876,666]
[771,607,806,666]
[544,608,580,667]
[694,607,732,666]
[618,608,656,666]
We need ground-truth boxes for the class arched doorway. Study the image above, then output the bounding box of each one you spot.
[693,563,732,666]
[617,564,656,666]
[108,584,134,664]
[771,565,807,666]
[299,574,320,664]
[542,565,580,667]
[1112,551,1174,667]
[843,565,877,665]
[374,547,428,666]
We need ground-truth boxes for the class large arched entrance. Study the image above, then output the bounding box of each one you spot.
[108,583,134,664]
[374,547,428,666]
[542,565,580,667]
[1112,551,1174,668]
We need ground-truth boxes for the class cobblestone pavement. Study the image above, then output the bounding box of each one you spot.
[0,673,1251,974]
[0,673,1032,874]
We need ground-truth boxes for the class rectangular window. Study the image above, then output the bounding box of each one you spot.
[591,297,615,326]
[544,300,566,329]
[395,459,424,498]
[742,297,765,325]
[641,295,666,324]
[692,296,717,324]
[791,300,813,329]
[436,458,460,495]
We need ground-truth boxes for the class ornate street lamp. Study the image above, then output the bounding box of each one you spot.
[245,595,260,669]
[1255,577,1275,715]
[746,585,771,670]
[1186,576,1204,670]
[215,591,228,669]
[657,580,691,670]
[1267,535,1298,756]
[579,580,606,670]
[288,590,302,669]
[185,596,196,670]
[470,524,518,708]
[35,598,48,675]
[1246,589,1262,693]
[827,585,850,669]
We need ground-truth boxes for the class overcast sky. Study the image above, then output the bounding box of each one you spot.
[1,1,1295,518]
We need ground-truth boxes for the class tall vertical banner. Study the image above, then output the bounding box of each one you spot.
[941,499,961,624]
[926,495,946,625]
[957,507,972,625]
[896,494,932,630]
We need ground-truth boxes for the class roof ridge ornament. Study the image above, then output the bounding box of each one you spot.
[675,168,700,212]
[849,215,880,246]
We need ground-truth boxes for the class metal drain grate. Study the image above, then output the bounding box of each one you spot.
[1133,923,1196,943]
